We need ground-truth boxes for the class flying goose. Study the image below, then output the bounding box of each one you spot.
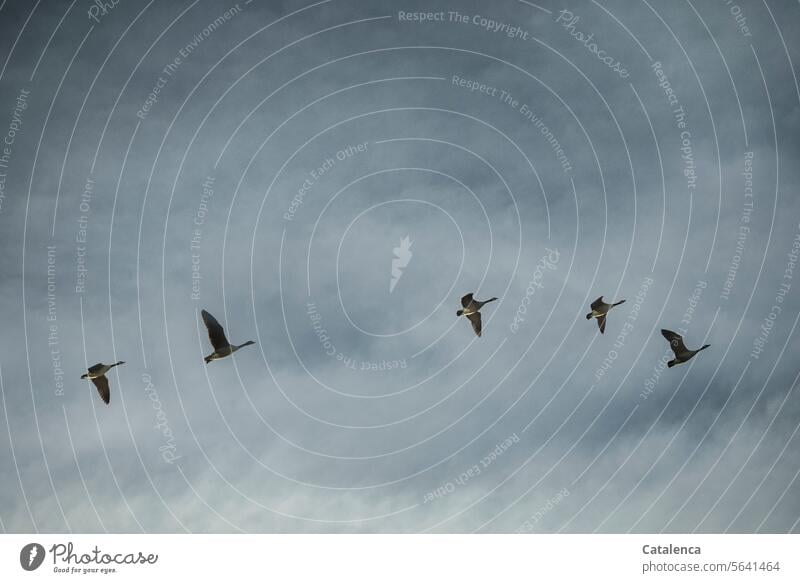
[202,309,255,363]
[585,296,626,334]
[661,329,710,367]
[457,293,498,337]
[80,361,124,404]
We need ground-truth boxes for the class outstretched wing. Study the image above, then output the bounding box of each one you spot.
[461,293,474,308]
[661,329,687,355]
[597,314,607,334]
[87,363,105,374]
[91,375,110,405]
[466,312,482,337]
[590,296,606,311]
[202,310,229,351]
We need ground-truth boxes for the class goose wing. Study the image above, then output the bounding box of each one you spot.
[91,375,110,405]
[590,296,607,311]
[466,312,482,337]
[661,329,688,355]
[597,314,607,334]
[461,293,474,308]
[202,310,230,351]
[87,363,105,374]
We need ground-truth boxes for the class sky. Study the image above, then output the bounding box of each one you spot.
[0,0,799,533]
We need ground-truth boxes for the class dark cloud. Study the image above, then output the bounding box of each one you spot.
[0,0,798,533]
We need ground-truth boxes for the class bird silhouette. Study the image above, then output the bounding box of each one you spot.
[457,293,498,337]
[586,296,626,334]
[80,361,124,404]
[661,329,710,367]
[201,309,255,363]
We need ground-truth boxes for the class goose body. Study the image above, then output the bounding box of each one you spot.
[80,361,125,404]
[202,309,255,363]
[661,329,710,367]
[457,293,498,337]
[585,296,625,334]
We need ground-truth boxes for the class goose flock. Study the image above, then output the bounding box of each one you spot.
[81,290,710,404]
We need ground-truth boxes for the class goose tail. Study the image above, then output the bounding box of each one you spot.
[456,309,464,317]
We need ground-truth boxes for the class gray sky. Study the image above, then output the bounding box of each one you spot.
[0,0,799,533]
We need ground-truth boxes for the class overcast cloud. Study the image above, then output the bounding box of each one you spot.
[0,0,799,533]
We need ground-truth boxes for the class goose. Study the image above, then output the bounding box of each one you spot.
[457,293,498,337]
[661,329,710,367]
[80,361,124,404]
[202,309,255,364]
[585,296,626,334]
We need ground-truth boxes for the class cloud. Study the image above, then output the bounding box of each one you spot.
[0,0,798,533]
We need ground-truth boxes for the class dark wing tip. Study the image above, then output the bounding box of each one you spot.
[467,312,482,336]
[91,376,111,404]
